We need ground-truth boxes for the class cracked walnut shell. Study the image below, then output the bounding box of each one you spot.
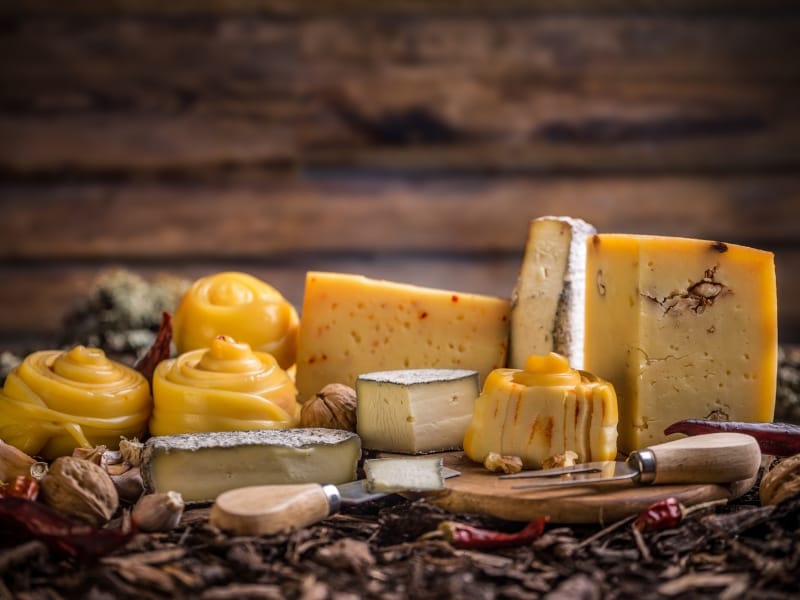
[760,454,800,506]
[40,456,119,526]
[300,383,357,431]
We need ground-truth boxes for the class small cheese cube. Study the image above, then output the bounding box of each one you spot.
[510,216,596,369]
[585,234,778,454]
[141,429,361,503]
[364,457,444,493]
[356,368,480,454]
[295,272,510,400]
[463,353,618,468]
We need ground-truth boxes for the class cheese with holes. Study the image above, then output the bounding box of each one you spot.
[463,353,618,468]
[141,429,361,502]
[356,368,480,453]
[295,272,510,400]
[585,234,778,454]
[510,216,596,370]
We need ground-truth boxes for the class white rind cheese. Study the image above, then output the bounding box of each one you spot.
[141,428,361,502]
[356,368,480,454]
[510,216,596,370]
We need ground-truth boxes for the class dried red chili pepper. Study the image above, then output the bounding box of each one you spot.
[633,497,684,532]
[134,311,173,386]
[664,419,800,457]
[437,516,548,550]
[0,475,39,500]
[0,498,133,561]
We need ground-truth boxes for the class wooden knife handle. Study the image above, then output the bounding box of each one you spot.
[639,433,762,485]
[210,483,338,536]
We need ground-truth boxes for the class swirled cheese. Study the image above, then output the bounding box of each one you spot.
[463,353,618,468]
[0,346,151,459]
[150,336,300,436]
[173,272,299,369]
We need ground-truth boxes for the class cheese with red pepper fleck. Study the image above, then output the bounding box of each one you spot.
[295,272,510,401]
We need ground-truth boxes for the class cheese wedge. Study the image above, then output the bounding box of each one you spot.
[510,216,596,369]
[463,353,618,468]
[585,234,778,454]
[356,368,480,453]
[141,428,361,503]
[295,272,510,400]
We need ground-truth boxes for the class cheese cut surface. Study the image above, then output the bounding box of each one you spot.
[295,272,510,400]
[510,216,596,370]
[141,429,360,502]
[585,234,778,454]
[356,369,480,454]
[364,456,444,492]
[463,353,618,468]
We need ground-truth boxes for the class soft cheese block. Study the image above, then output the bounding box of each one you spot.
[356,369,480,453]
[141,428,361,503]
[295,272,510,400]
[463,353,618,468]
[510,216,596,370]
[585,235,778,454]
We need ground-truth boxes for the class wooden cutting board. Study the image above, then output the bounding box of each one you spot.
[430,452,757,524]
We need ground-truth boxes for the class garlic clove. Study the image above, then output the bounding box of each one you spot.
[0,439,36,482]
[111,466,145,504]
[132,491,185,532]
[119,437,144,467]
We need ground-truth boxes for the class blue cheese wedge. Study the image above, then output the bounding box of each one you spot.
[141,429,361,503]
[510,216,596,369]
[364,456,444,493]
[356,368,480,454]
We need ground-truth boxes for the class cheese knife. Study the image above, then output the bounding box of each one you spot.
[210,466,460,535]
[499,433,761,490]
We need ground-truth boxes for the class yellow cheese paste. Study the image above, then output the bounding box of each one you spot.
[173,272,299,369]
[150,336,300,436]
[463,353,618,468]
[0,346,151,459]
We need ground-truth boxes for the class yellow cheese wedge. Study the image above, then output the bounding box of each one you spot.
[585,234,778,454]
[463,353,618,468]
[510,216,596,370]
[295,272,510,401]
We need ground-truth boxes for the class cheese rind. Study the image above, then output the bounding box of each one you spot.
[463,354,618,468]
[295,272,510,400]
[141,428,361,503]
[510,216,596,369]
[356,368,480,454]
[584,234,778,454]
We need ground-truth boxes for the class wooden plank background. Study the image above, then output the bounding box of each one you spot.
[1,1,799,350]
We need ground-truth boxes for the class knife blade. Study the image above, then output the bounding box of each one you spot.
[210,465,459,535]
[499,433,761,490]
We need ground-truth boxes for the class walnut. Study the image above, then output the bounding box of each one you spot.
[542,450,579,470]
[300,383,357,431]
[40,456,119,526]
[760,454,800,506]
[483,452,523,474]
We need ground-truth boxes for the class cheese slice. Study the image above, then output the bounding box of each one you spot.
[141,428,361,503]
[510,216,596,370]
[356,368,480,454]
[585,234,778,454]
[364,456,444,493]
[295,272,510,401]
[463,353,618,468]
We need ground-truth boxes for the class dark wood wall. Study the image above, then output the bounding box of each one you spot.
[1,1,799,350]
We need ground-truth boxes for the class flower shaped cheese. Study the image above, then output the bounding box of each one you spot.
[150,336,300,436]
[173,272,299,369]
[0,346,151,459]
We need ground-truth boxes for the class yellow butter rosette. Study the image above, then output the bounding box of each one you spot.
[173,272,299,369]
[150,335,300,436]
[0,346,151,459]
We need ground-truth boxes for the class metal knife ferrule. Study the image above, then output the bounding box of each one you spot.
[627,449,657,484]
[321,483,342,514]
